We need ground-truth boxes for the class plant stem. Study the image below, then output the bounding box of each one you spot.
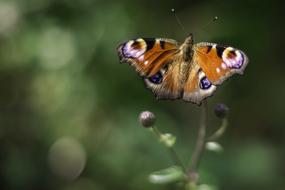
[168,146,187,173]
[188,100,208,183]
[151,126,187,172]
[207,118,228,142]
[151,126,161,139]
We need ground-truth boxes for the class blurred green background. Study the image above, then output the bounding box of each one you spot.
[0,0,284,190]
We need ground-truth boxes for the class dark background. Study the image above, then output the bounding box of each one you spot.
[0,0,284,190]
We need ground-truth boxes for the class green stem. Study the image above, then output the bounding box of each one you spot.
[188,101,208,184]
[207,118,228,142]
[151,126,187,173]
[168,146,187,173]
[151,126,161,139]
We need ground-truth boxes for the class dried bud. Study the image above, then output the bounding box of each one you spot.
[214,103,229,119]
[139,111,156,128]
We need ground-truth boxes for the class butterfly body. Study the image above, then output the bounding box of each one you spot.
[117,34,248,104]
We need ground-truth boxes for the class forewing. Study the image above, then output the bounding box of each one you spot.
[193,43,248,85]
[117,38,179,77]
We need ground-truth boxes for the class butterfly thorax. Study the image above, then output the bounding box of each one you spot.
[182,34,194,62]
[178,34,194,87]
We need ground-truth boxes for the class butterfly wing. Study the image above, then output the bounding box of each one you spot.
[117,38,179,77]
[182,43,248,104]
[117,38,184,99]
[144,57,183,100]
[193,43,249,85]
[182,63,217,104]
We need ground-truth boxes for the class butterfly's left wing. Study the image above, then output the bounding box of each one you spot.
[117,38,185,99]
[117,38,179,77]
[193,43,249,85]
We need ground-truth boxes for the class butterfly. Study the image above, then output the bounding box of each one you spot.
[117,34,248,104]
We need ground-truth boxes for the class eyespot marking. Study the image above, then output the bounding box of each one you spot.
[222,49,244,69]
[227,50,237,59]
[231,51,244,69]
[122,40,146,58]
[131,40,142,49]
[148,71,163,84]
[199,76,212,90]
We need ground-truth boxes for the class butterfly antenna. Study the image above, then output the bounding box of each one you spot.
[171,8,187,35]
[200,16,218,30]
[192,16,218,38]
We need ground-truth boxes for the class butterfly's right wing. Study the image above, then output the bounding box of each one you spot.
[182,64,217,104]
[193,43,249,85]
[182,42,248,104]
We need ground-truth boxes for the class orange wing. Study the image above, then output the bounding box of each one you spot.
[193,43,249,85]
[182,64,217,104]
[144,59,183,100]
[117,38,179,77]
[117,38,186,99]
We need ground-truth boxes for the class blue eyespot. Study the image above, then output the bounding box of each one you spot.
[232,52,244,69]
[149,72,163,84]
[200,76,212,90]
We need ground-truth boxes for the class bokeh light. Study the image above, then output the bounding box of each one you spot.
[0,2,20,35]
[48,137,86,180]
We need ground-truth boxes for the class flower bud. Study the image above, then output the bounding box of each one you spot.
[214,103,229,119]
[139,111,156,128]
